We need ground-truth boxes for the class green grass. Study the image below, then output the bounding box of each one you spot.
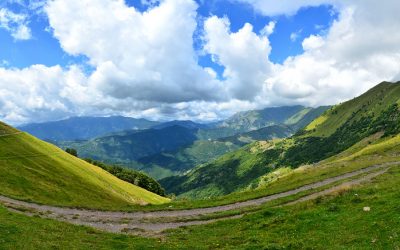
[0,122,169,209]
[137,132,400,211]
[1,155,399,249]
[305,81,400,137]
[165,166,400,249]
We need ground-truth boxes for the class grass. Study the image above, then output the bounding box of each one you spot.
[165,166,400,249]
[0,122,169,209]
[0,156,399,249]
[1,116,400,248]
[305,82,400,137]
[305,114,328,131]
[138,130,400,211]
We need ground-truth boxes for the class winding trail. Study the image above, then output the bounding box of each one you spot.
[1,162,397,234]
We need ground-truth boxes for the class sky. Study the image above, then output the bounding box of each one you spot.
[0,0,400,125]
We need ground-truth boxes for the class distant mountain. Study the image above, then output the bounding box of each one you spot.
[136,139,241,179]
[18,116,159,141]
[153,120,210,130]
[58,106,327,179]
[197,106,329,140]
[137,124,293,179]
[160,81,400,199]
[219,124,294,145]
[218,105,306,131]
[59,125,198,164]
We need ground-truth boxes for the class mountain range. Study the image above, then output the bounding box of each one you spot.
[18,116,159,141]
[46,105,328,179]
[160,81,400,199]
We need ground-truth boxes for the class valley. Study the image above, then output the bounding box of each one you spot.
[2,81,400,249]
[50,105,327,179]
[3,1,400,248]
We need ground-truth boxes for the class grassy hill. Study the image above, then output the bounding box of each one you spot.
[1,122,400,249]
[161,81,400,199]
[0,122,169,209]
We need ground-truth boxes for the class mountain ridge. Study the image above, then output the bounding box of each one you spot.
[160,81,400,199]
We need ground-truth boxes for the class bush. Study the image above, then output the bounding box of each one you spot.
[65,148,78,157]
[84,158,166,197]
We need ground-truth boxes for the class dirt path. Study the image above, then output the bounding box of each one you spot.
[0,162,397,234]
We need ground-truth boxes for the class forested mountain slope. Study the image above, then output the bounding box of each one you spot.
[161,82,400,199]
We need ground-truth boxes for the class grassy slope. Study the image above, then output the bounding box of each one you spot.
[0,122,169,209]
[305,82,400,137]
[160,141,276,199]
[161,82,400,199]
[139,125,292,180]
[1,133,399,249]
[138,140,241,179]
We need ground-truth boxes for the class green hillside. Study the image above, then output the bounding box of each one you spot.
[137,125,292,179]
[0,122,169,209]
[304,82,400,137]
[199,105,329,139]
[137,139,241,179]
[1,125,400,249]
[59,125,198,163]
[161,82,400,199]
[59,106,326,180]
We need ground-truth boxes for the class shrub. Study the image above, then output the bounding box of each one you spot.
[65,148,78,157]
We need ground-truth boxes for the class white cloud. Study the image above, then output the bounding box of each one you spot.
[302,35,324,51]
[2,0,400,125]
[203,16,273,100]
[260,21,275,36]
[0,8,32,40]
[264,0,400,106]
[45,0,224,104]
[290,29,302,42]
[0,65,77,124]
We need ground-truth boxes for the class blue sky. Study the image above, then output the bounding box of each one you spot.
[1,0,399,125]
[0,0,337,70]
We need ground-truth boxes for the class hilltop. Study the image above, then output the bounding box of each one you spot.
[0,122,169,209]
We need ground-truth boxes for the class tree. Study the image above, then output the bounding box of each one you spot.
[65,148,78,157]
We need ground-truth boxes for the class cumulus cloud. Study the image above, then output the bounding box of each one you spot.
[0,8,32,40]
[45,0,224,104]
[265,0,400,106]
[203,16,273,100]
[0,65,78,124]
[2,0,400,125]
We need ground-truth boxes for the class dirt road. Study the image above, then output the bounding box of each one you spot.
[0,162,397,234]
